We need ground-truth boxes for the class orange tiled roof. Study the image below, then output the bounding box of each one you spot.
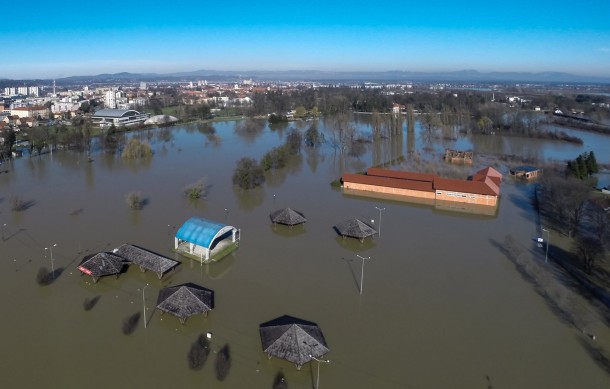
[343,173,434,192]
[343,166,502,197]
[367,168,436,183]
[433,177,499,196]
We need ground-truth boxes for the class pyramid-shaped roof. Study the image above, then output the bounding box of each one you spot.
[259,315,329,367]
[335,219,377,240]
[77,252,126,278]
[270,208,307,226]
[156,283,213,322]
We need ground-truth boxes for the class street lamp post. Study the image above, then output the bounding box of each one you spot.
[309,355,330,389]
[542,228,550,263]
[142,283,149,329]
[356,254,372,295]
[45,244,57,273]
[374,207,385,237]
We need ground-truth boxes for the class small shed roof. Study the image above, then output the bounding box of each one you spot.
[156,283,214,323]
[175,217,233,249]
[335,219,377,240]
[77,252,126,278]
[270,208,307,226]
[113,244,178,276]
[260,315,329,368]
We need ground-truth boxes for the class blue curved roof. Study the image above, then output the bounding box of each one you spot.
[175,217,227,248]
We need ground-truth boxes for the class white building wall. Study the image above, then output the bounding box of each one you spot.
[104,90,116,109]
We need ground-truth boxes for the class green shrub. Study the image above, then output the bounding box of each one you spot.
[183,178,207,199]
[122,138,153,159]
[261,146,290,171]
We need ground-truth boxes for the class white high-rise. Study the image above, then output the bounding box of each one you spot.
[105,90,117,109]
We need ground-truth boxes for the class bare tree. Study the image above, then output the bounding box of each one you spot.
[586,197,610,247]
[420,108,441,147]
[574,234,604,273]
[329,114,355,155]
[539,171,591,237]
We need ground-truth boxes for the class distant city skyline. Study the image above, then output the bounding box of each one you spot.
[4,0,609,80]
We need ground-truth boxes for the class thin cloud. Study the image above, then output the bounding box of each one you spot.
[600,47,610,52]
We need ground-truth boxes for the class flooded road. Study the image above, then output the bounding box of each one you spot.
[1,119,609,388]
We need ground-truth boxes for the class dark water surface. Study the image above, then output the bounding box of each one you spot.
[1,120,609,388]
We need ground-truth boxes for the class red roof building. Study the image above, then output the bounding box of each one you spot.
[342,167,501,207]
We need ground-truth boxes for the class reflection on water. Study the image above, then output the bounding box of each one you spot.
[270,223,307,238]
[1,120,609,388]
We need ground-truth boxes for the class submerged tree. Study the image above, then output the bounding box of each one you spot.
[183,178,208,199]
[304,123,322,148]
[284,128,303,155]
[232,157,265,189]
[122,138,153,159]
[126,191,144,210]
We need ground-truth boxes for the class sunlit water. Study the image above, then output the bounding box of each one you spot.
[1,118,609,388]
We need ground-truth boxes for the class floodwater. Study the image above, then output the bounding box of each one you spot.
[1,118,609,388]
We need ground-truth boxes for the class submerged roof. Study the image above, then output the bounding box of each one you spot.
[113,244,178,275]
[175,217,233,249]
[335,218,377,239]
[259,315,329,367]
[77,252,126,278]
[156,283,213,322]
[270,208,307,226]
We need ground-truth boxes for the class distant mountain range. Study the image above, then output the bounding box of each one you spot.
[3,69,610,85]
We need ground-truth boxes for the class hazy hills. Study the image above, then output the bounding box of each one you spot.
[3,69,610,84]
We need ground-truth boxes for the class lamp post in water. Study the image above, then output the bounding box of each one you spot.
[374,206,386,237]
[142,283,149,329]
[542,228,550,263]
[45,244,57,273]
[356,254,372,295]
[309,354,330,389]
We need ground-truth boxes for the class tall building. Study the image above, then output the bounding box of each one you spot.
[17,86,28,95]
[104,90,117,109]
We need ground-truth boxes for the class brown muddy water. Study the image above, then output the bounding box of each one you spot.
[1,119,609,388]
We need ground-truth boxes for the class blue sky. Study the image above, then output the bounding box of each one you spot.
[4,0,610,79]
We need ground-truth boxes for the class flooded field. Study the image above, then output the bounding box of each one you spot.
[1,118,609,388]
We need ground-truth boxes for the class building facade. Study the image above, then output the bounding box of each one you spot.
[91,109,150,128]
[342,167,501,207]
[10,106,48,119]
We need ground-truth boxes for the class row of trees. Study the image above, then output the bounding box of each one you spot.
[567,151,598,179]
[232,124,322,190]
[538,167,608,273]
